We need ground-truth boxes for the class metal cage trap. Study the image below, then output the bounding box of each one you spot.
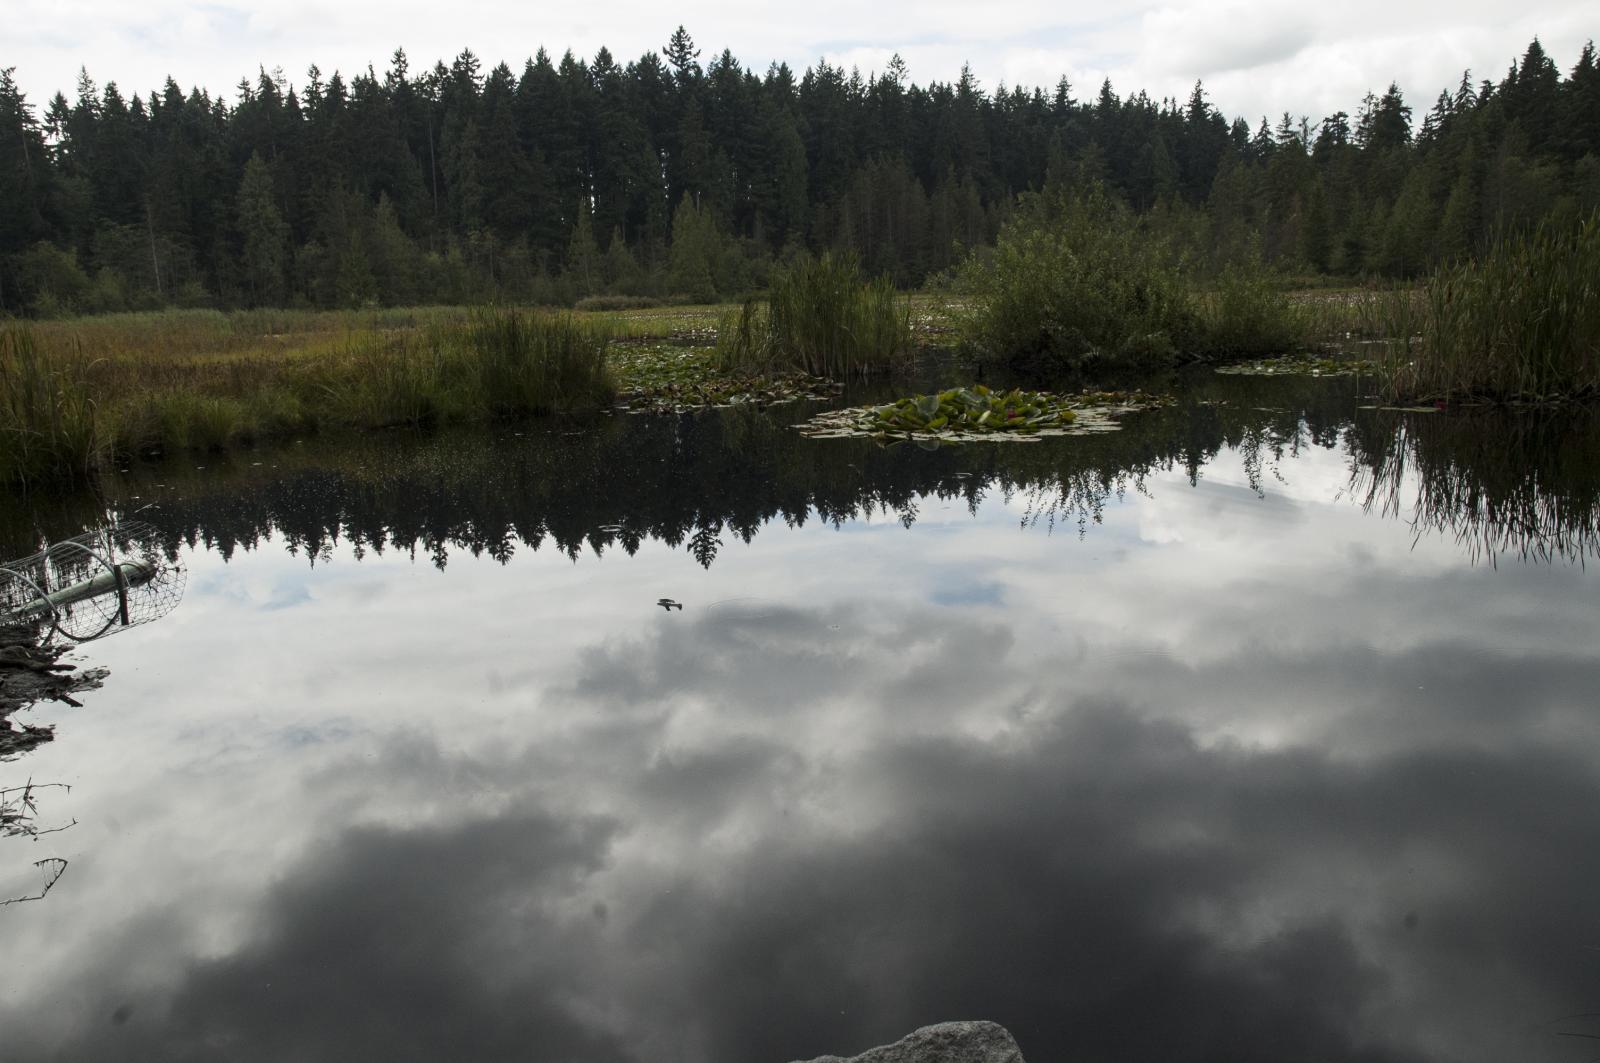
[0,521,186,644]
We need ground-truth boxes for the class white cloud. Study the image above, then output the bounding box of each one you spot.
[6,0,1594,125]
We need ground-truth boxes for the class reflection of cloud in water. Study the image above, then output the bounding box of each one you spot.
[12,584,1600,1063]
[4,405,1599,1062]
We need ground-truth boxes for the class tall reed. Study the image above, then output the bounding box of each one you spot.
[0,326,107,486]
[1381,213,1600,403]
[465,307,614,414]
[325,330,450,428]
[716,253,910,378]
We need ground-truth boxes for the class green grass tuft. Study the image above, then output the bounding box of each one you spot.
[715,253,910,378]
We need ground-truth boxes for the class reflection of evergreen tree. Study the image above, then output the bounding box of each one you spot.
[4,376,1593,570]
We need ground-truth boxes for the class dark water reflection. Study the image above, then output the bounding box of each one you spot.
[2,376,1599,1062]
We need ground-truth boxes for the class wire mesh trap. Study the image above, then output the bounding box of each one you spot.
[0,521,186,644]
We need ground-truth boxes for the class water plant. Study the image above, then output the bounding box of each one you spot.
[1215,354,1380,377]
[1379,212,1600,404]
[322,329,450,428]
[715,253,911,378]
[799,385,1170,443]
[611,342,837,413]
[871,387,1077,434]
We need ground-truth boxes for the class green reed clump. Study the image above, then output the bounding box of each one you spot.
[323,329,452,428]
[153,394,246,450]
[714,299,771,369]
[0,325,107,486]
[715,253,910,378]
[1381,213,1600,403]
[463,306,615,414]
[958,183,1307,374]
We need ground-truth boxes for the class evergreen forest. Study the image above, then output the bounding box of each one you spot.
[1,28,1597,314]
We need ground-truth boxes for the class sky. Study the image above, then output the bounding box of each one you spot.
[6,1,1596,128]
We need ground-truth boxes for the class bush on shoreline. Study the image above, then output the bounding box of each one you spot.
[956,184,1308,375]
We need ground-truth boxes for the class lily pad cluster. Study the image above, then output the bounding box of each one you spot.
[799,386,1170,443]
[870,387,1077,433]
[612,343,839,414]
[1215,355,1379,377]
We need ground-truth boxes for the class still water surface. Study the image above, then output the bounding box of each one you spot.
[2,375,1598,1062]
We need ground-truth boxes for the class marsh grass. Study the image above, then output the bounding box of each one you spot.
[715,253,911,378]
[1377,214,1600,404]
[0,326,107,486]
[467,308,614,414]
[0,307,614,486]
[318,330,452,428]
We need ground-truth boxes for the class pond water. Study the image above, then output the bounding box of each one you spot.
[2,371,1599,1063]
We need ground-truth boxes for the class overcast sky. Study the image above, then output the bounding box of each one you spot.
[8,1,1596,126]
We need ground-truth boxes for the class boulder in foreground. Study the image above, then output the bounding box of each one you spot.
[790,1021,1025,1063]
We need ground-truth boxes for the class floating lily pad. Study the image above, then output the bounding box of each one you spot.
[1216,355,1379,377]
[611,343,840,413]
[797,386,1169,444]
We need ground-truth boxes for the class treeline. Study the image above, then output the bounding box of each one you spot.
[1,29,1597,314]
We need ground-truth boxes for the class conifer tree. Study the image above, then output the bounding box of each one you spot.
[663,27,702,86]
[667,194,716,300]
[1434,174,1476,262]
[601,225,641,292]
[236,150,288,305]
[1,34,1596,305]
[565,199,601,296]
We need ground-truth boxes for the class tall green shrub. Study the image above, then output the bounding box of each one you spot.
[958,183,1305,374]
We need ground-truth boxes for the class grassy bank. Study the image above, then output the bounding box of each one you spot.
[1,307,613,487]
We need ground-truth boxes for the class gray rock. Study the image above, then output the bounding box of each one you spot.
[791,1021,1025,1063]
